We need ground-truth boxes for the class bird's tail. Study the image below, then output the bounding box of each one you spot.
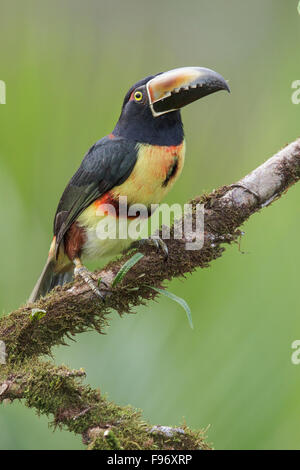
[29,257,74,303]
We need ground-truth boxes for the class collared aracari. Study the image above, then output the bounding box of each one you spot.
[29,66,229,302]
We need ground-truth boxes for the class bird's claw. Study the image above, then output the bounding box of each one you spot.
[139,237,168,260]
[74,266,108,301]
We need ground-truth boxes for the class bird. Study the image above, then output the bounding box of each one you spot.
[29,66,230,302]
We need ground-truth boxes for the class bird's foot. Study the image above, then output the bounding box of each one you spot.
[74,259,108,301]
[138,237,168,260]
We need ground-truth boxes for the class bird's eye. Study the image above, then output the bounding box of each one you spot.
[134,91,143,102]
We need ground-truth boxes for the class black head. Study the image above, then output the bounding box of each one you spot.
[113,67,230,146]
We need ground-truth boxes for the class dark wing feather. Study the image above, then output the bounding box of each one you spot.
[54,136,138,254]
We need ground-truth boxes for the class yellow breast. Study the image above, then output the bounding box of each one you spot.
[111,140,185,205]
[76,141,185,260]
[77,140,185,233]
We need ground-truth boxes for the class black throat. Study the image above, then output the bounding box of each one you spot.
[113,107,184,146]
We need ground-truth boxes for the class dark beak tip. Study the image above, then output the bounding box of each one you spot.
[224,82,231,94]
[215,75,230,94]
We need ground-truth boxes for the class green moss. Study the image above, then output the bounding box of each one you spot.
[0,358,211,450]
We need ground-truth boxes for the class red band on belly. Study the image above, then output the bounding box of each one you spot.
[94,193,151,219]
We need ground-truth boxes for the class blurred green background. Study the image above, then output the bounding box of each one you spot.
[1,0,300,450]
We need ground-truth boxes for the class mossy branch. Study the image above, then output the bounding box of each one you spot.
[1,138,300,449]
[0,359,209,450]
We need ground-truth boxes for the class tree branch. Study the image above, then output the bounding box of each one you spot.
[1,138,300,449]
[0,359,209,450]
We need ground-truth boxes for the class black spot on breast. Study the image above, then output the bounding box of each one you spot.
[162,157,179,187]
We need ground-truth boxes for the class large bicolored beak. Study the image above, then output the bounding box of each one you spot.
[146,66,230,117]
